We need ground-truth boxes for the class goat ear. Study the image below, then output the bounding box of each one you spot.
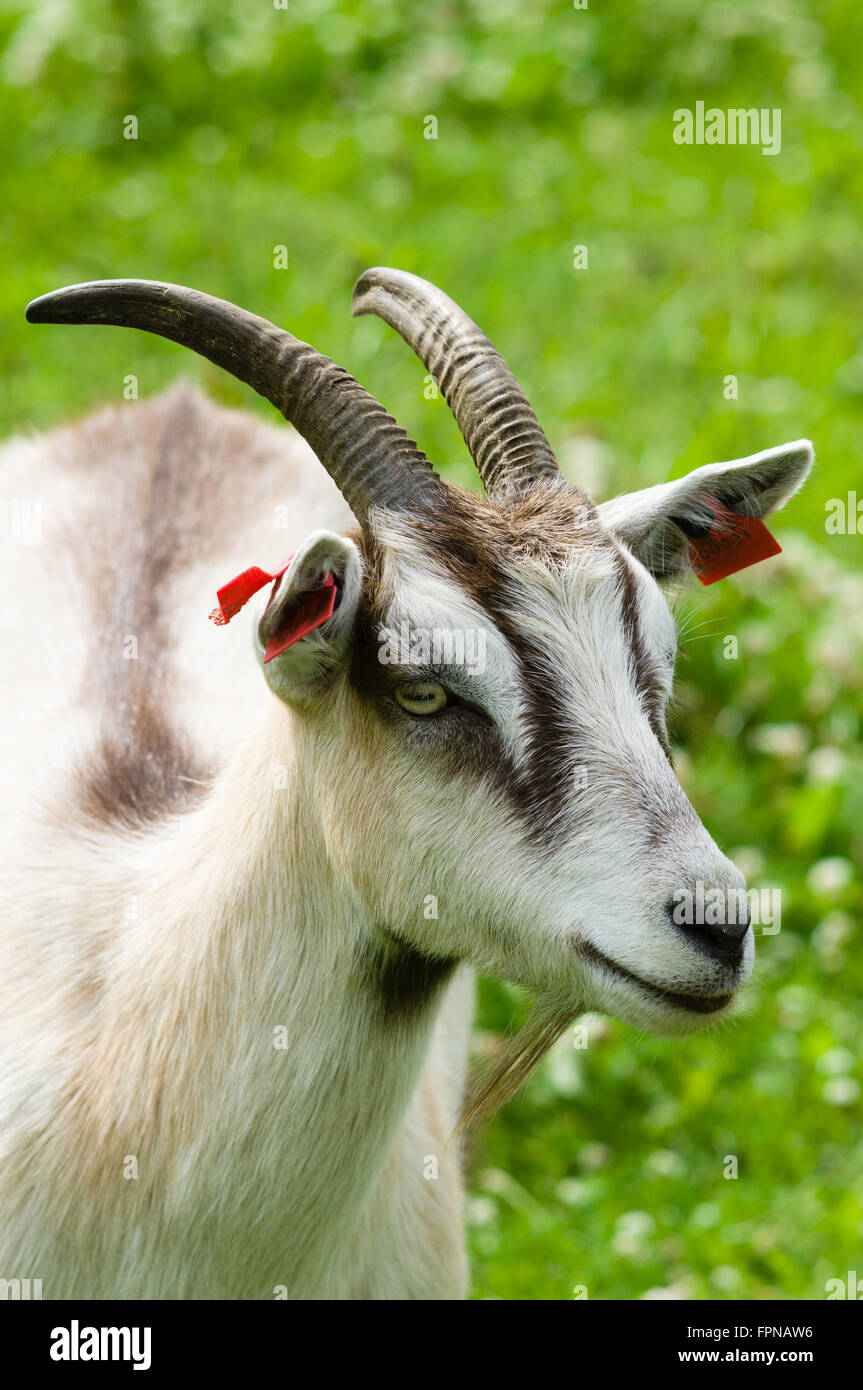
[597,439,814,580]
[254,530,362,699]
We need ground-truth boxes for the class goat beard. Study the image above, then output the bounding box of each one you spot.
[458,996,580,1133]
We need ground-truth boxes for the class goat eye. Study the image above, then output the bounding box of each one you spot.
[394,681,448,715]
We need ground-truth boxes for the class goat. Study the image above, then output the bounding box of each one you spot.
[0,270,812,1299]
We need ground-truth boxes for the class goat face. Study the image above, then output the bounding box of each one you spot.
[257,437,811,1039]
[26,272,812,1039]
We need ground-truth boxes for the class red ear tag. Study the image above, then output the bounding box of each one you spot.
[263,574,337,663]
[209,554,337,660]
[689,500,781,585]
[209,562,294,626]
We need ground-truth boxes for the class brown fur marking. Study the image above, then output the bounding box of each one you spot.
[62,385,300,826]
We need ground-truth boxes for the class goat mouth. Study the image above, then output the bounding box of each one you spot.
[576,942,733,1015]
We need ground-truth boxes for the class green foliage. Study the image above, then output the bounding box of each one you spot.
[1,0,860,1301]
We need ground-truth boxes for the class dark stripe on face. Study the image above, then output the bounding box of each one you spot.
[356,483,676,851]
[477,588,589,852]
[614,551,672,758]
[355,483,612,852]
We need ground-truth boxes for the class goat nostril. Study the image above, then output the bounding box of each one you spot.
[665,897,750,963]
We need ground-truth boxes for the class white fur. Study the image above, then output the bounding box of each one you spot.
[0,395,811,1298]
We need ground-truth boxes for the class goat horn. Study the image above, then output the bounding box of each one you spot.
[352,267,560,498]
[26,279,444,523]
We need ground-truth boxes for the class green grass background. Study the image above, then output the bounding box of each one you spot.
[1,0,860,1299]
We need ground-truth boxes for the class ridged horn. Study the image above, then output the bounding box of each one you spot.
[352,267,560,497]
[25,279,444,522]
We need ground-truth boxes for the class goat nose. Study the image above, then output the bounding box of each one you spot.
[665,894,750,966]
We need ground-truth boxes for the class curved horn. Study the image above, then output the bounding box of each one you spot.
[352,267,560,498]
[26,279,443,523]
